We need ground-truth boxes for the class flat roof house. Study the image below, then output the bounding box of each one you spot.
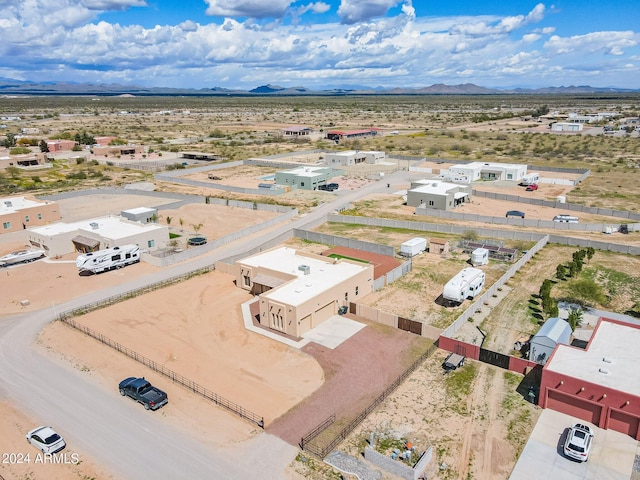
[1,196,61,234]
[235,246,374,338]
[283,126,312,136]
[28,215,168,257]
[444,161,528,184]
[407,180,472,210]
[325,150,385,167]
[539,318,640,440]
[274,166,333,191]
[325,128,379,142]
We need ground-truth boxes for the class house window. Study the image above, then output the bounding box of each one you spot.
[301,182,305,187]
[37,213,42,220]
[344,292,348,302]
[24,215,29,222]
[243,275,251,287]
[147,239,155,248]
[507,173,513,180]
[428,200,434,206]
[355,286,359,296]
[2,222,10,230]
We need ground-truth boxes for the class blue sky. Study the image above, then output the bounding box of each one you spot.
[1,0,638,90]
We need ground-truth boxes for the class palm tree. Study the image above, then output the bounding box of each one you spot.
[567,307,583,331]
[191,223,203,235]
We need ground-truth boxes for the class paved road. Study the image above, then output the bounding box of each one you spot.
[0,172,406,479]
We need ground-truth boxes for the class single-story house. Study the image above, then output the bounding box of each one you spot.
[443,161,528,184]
[274,166,334,191]
[235,246,374,338]
[326,128,379,142]
[539,317,640,440]
[283,126,312,136]
[1,196,61,234]
[407,180,472,210]
[27,215,168,257]
[325,150,385,166]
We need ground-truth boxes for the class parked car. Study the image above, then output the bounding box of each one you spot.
[525,184,538,191]
[564,423,594,462]
[505,210,525,218]
[318,183,339,191]
[119,377,168,411]
[26,426,66,454]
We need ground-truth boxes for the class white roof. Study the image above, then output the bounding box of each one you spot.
[1,196,53,213]
[546,319,640,396]
[241,246,371,307]
[30,215,164,240]
[411,180,462,196]
[402,237,426,247]
[122,207,156,215]
[281,166,327,177]
[462,161,526,170]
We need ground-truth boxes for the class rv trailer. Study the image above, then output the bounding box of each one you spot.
[442,267,485,304]
[76,244,140,274]
[520,173,539,186]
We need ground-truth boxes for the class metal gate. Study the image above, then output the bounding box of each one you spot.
[398,317,423,335]
[479,348,510,369]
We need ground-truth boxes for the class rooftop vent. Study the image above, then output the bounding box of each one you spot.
[4,201,12,207]
[598,368,610,375]
[298,264,310,275]
[89,222,99,230]
[602,357,613,364]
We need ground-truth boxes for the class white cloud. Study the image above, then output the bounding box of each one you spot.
[0,1,638,89]
[337,0,402,25]
[451,3,545,36]
[545,31,637,56]
[204,0,293,19]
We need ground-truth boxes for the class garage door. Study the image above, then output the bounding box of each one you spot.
[546,389,602,425]
[608,409,640,439]
[314,302,335,325]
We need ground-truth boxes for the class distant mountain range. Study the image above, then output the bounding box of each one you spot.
[0,78,638,96]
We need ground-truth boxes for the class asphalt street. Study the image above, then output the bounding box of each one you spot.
[0,171,407,479]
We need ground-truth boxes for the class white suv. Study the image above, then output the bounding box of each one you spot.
[564,423,594,462]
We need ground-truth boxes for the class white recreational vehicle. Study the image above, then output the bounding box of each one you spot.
[520,172,539,186]
[442,267,485,304]
[76,244,140,274]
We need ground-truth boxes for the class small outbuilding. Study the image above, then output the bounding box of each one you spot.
[400,237,427,257]
[529,317,572,365]
[121,207,158,224]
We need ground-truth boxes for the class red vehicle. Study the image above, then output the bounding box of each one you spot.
[526,184,538,191]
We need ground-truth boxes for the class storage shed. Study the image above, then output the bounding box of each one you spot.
[529,317,572,365]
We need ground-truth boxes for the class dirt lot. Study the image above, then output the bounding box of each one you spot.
[339,351,540,480]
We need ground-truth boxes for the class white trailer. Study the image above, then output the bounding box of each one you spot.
[76,244,140,274]
[400,237,427,257]
[442,267,485,304]
[520,173,539,186]
[470,248,489,266]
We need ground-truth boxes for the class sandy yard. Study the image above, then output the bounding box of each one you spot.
[55,193,180,222]
[60,271,324,425]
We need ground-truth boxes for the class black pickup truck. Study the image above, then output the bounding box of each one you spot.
[118,377,168,411]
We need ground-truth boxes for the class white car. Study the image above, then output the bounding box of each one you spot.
[564,423,594,462]
[26,426,66,454]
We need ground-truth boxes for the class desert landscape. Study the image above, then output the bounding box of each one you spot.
[1,94,639,480]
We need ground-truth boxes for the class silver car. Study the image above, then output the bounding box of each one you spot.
[564,423,594,462]
[26,426,66,454]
